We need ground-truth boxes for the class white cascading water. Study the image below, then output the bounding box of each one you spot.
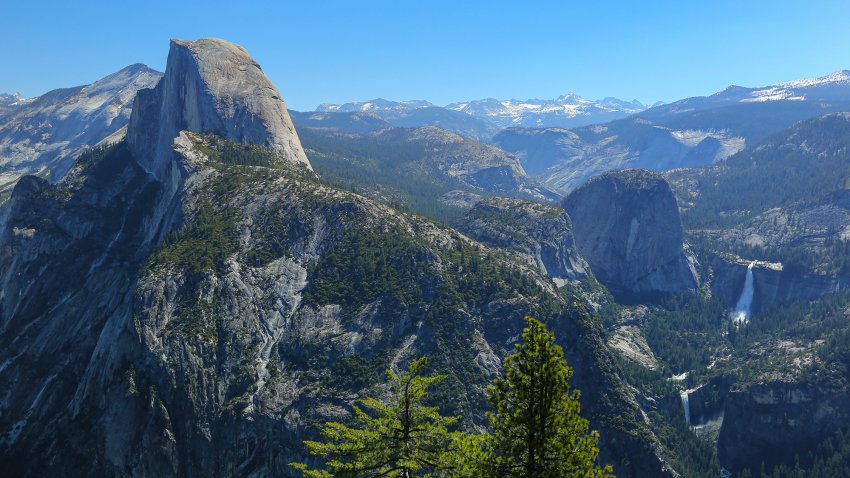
[680,390,691,428]
[731,261,756,324]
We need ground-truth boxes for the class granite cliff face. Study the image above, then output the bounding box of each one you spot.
[459,197,589,284]
[0,64,162,198]
[0,39,672,477]
[0,139,174,473]
[563,169,698,294]
[127,37,310,181]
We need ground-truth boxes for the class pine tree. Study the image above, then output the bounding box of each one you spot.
[290,357,459,477]
[437,432,493,478]
[486,316,614,478]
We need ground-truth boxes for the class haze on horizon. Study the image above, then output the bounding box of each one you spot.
[2,0,849,111]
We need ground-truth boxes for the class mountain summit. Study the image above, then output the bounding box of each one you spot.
[0,92,28,106]
[128,38,311,179]
[0,64,161,198]
[642,69,850,119]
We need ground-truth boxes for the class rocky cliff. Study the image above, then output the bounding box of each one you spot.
[718,382,850,474]
[708,256,849,313]
[563,169,698,295]
[0,39,672,477]
[127,38,310,181]
[458,197,589,284]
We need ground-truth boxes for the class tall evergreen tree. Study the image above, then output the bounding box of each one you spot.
[487,316,614,478]
[290,357,459,478]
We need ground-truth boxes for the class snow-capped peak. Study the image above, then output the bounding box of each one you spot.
[0,92,31,106]
[316,102,341,112]
[740,70,850,103]
[316,98,434,113]
[775,70,850,89]
[314,93,649,129]
[556,92,583,103]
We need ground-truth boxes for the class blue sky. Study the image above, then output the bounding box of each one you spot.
[2,0,849,110]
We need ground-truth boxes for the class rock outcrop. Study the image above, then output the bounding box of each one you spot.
[127,38,311,180]
[459,197,589,283]
[563,169,698,294]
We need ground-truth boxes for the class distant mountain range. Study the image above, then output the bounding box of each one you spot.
[317,98,435,117]
[644,70,850,118]
[315,70,850,136]
[446,94,649,129]
[316,93,650,133]
[494,70,850,192]
[314,100,502,140]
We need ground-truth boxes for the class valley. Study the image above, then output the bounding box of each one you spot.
[2,12,850,477]
[287,71,850,477]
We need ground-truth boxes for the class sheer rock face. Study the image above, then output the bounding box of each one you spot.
[563,169,698,294]
[459,197,589,283]
[127,38,311,179]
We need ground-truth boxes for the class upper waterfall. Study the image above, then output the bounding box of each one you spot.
[731,261,756,324]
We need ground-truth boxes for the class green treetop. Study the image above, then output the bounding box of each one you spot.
[290,357,459,478]
[292,317,614,477]
[487,316,614,478]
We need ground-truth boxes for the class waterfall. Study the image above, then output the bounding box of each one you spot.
[731,261,755,324]
[680,390,691,428]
